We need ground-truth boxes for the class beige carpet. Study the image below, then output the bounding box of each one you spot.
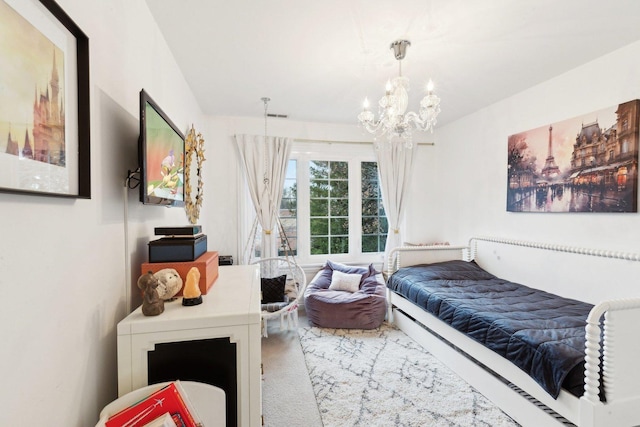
[261,313,323,427]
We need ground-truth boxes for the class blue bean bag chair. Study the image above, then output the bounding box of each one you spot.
[304,260,387,329]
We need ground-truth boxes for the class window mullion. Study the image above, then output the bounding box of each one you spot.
[297,157,310,262]
[349,158,362,257]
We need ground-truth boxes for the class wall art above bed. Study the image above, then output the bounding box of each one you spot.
[507,99,639,213]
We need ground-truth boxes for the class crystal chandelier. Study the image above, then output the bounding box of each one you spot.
[358,40,441,148]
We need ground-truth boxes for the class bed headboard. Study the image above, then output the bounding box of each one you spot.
[387,244,470,273]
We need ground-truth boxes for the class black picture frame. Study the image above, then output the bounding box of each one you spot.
[0,0,90,198]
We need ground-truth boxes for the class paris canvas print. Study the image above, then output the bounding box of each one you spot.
[507,100,639,212]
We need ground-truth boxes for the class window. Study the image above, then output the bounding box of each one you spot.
[622,138,629,154]
[273,141,387,264]
[279,160,297,255]
[309,160,349,255]
[361,162,387,253]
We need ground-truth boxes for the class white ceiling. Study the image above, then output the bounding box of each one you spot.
[145,0,640,127]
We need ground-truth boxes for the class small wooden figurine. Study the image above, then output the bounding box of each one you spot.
[138,271,165,316]
[182,267,203,306]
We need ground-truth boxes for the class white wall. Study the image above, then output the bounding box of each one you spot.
[0,0,203,425]
[406,40,640,253]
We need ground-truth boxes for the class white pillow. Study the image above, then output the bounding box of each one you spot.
[329,270,362,292]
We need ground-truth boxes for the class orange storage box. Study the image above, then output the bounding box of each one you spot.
[141,251,219,296]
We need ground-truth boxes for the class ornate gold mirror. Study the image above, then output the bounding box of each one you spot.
[184,125,205,224]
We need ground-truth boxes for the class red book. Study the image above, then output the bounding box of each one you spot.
[105,382,199,427]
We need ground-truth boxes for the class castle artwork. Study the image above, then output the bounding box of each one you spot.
[1,0,69,194]
[507,100,639,213]
[1,0,65,166]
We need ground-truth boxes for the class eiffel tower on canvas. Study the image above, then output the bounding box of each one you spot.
[541,125,560,179]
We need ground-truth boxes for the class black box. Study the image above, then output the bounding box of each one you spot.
[219,255,233,266]
[154,225,202,236]
[148,234,208,263]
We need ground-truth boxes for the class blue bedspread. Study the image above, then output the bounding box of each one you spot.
[387,260,593,398]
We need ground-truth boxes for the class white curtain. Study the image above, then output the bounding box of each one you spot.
[235,134,292,261]
[375,143,415,269]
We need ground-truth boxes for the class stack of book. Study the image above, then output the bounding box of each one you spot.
[103,381,202,427]
[148,225,207,263]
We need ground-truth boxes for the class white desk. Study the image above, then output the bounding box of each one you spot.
[117,265,262,427]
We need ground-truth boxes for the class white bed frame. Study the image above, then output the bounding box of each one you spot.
[386,236,640,427]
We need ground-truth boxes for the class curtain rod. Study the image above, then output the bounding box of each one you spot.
[234,134,434,146]
[293,138,434,146]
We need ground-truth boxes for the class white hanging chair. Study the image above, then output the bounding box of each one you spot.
[244,216,306,337]
[251,256,307,337]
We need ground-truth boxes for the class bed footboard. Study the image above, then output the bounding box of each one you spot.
[581,299,640,427]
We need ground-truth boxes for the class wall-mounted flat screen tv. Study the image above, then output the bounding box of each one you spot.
[139,89,185,206]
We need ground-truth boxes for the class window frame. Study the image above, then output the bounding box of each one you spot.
[308,160,350,256]
[289,141,385,265]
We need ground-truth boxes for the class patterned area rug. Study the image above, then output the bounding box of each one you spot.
[299,323,519,427]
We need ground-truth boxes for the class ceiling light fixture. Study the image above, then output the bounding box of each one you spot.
[358,40,441,148]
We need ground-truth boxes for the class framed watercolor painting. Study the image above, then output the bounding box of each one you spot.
[0,0,90,198]
[507,100,639,213]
